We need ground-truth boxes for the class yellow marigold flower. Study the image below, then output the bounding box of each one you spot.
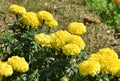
[0,61,13,77]
[51,30,71,50]
[34,33,52,47]
[78,60,100,77]
[7,56,29,73]
[20,12,40,28]
[97,48,118,59]
[37,10,53,21]
[45,19,58,27]
[67,22,86,35]
[60,76,69,81]
[9,4,26,15]
[100,58,120,75]
[68,35,85,50]
[62,44,81,56]
[0,75,2,81]
[88,53,99,62]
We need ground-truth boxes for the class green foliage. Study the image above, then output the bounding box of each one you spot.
[85,0,120,26]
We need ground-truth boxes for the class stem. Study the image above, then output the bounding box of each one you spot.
[39,20,45,32]
[16,14,19,20]
[41,20,45,29]
[47,27,51,33]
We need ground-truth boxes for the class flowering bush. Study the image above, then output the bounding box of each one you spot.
[0,4,120,81]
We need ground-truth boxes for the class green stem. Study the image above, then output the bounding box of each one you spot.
[47,27,51,33]
[16,14,19,20]
[41,20,45,28]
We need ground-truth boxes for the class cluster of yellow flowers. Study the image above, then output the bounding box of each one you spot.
[0,56,29,81]
[78,48,120,77]
[35,22,86,56]
[9,4,86,56]
[51,30,71,50]
[9,4,58,29]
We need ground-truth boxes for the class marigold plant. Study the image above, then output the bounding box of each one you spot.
[1,3,120,81]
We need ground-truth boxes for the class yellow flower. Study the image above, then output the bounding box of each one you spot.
[45,19,58,27]
[67,22,86,35]
[97,48,118,59]
[62,44,81,56]
[20,12,40,28]
[0,61,13,77]
[34,33,52,47]
[87,53,103,70]
[88,53,99,62]
[101,59,120,75]
[68,35,85,50]
[60,76,69,81]
[37,10,53,21]
[9,4,26,15]
[88,48,119,74]
[78,60,100,77]
[50,30,71,50]
[0,75,2,81]
[7,56,29,73]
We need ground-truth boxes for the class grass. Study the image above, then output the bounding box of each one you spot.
[0,0,120,55]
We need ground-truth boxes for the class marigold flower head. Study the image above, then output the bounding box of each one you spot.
[88,53,99,62]
[100,58,120,75]
[78,60,100,77]
[51,30,71,50]
[9,4,26,15]
[7,56,29,73]
[37,10,53,21]
[34,33,52,47]
[20,12,40,28]
[0,61,13,77]
[67,22,86,35]
[45,19,58,27]
[62,44,81,56]
[68,35,85,50]
[97,48,118,59]
[60,76,69,81]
